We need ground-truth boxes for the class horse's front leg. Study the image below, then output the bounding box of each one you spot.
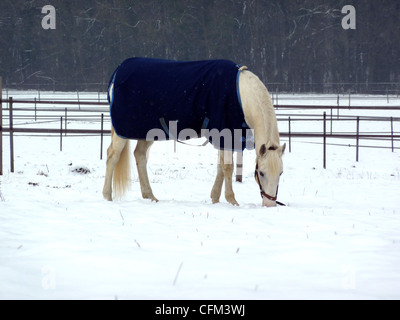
[211,150,239,206]
[134,140,158,202]
[221,150,239,206]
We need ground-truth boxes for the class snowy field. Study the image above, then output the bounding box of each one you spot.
[1,91,400,300]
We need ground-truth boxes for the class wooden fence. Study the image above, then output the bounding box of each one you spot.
[0,95,399,175]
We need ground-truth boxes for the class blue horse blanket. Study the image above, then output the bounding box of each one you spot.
[108,57,251,151]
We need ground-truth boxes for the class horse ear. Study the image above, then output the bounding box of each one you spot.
[259,144,267,156]
[279,143,286,156]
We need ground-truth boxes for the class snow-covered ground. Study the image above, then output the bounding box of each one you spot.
[1,92,399,300]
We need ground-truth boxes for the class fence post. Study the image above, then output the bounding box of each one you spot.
[34,97,37,121]
[323,112,326,169]
[391,117,394,152]
[356,116,360,162]
[100,113,104,160]
[337,95,340,119]
[9,97,14,173]
[0,76,2,175]
[65,108,68,136]
[288,117,292,153]
[77,91,80,110]
[348,92,351,108]
[60,116,63,151]
[236,151,243,182]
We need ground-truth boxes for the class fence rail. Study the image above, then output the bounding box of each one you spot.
[3,81,400,95]
[0,97,399,175]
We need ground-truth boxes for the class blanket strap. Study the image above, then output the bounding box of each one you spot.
[159,117,209,147]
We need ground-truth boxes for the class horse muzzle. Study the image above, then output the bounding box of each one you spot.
[262,196,277,207]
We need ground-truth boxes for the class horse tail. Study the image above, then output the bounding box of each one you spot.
[112,127,131,199]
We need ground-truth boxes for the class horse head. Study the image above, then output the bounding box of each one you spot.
[255,142,286,207]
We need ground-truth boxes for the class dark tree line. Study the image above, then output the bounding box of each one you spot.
[1,0,399,93]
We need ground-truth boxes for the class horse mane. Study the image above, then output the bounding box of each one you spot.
[255,80,280,145]
[240,71,280,145]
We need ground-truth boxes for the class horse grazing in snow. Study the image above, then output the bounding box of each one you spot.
[103,57,285,207]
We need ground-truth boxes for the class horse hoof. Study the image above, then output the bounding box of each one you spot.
[144,195,158,202]
[103,194,112,201]
[227,199,239,206]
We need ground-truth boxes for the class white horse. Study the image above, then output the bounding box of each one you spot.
[102,68,285,207]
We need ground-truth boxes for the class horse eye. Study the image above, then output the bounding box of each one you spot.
[259,171,265,177]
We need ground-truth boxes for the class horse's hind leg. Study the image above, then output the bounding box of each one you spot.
[211,157,224,204]
[103,129,128,201]
[134,140,158,202]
